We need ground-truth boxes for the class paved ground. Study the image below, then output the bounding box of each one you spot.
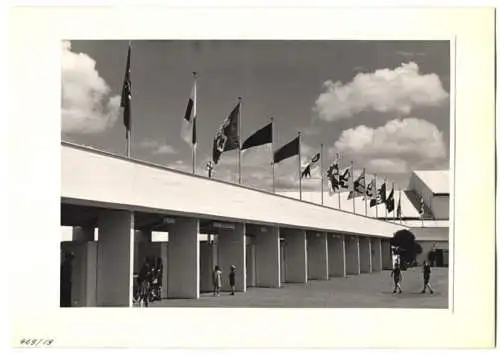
[149,267,448,308]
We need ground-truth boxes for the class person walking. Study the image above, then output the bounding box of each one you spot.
[391,262,403,294]
[421,260,435,294]
[213,265,222,296]
[229,265,236,296]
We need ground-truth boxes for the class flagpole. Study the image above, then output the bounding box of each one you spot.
[364,169,367,216]
[271,117,275,194]
[384,178,388,220]
[393,182,396,222]
[351,160,355,214]
[399,187,402,224]
[298,132,302,200]
[238,97,242,184]
[374,173,378,219]
[126,41,132,158]
[192,72,197,174]
[337,153,341,210]
[320,143,324,205]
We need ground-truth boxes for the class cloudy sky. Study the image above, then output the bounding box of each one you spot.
[61,40,450,192]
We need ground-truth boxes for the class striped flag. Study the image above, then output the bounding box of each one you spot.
[181,75,197,148]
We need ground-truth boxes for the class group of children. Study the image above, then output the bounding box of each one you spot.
[134,257,163,307]
[391,260,434,294]
[212,265,237,296]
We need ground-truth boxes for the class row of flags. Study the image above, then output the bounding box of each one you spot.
[119,43,427,221]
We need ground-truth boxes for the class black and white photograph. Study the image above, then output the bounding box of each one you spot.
[60,39,451,309]
[8,6,495,350]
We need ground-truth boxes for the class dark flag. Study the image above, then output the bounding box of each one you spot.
[273,136,300,164]
[301,153,320,178]
[241,122,272,151]
[212,103,240,164]
[347,170,366,199]
[370,182,386,207]
[338,166,351,189]
[396,196,402,219]
[181,76,197,148]
[121,43,132,133]
[386,187,395,213]
[326,157,340,195]
[365,177,376,200]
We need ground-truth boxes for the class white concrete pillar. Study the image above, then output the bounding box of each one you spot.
[167,217,199,299]
[61,241,97,307]
[307,231,329,280]
[217,223,246,292]
[381,239,393,270]
[255,226,280,288]
[359,237,372,273]
[160,242,168,298]
[199,241,213,293]
[245,240,256,287]
[73,226,95,242]
[96,210,134,307]
[328,234,346,277]
[280,240,286,283]
[345,236,360,275]
[371,238,382,272]
[284,229,307,283]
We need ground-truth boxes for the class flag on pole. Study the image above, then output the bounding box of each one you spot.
[326,156,340,195]
[386,186,395,213]
[301,152,320,179]
[338,166,351,189]
[347,170,366,199]
[419,196,425,217]
[370,182,386,207]
[396,195,402,219]
[365,177,377,200]
[241,122,272,151]
[212,102,240,164]
[121,43,132,134]
[273,136,300,164]
[181,75,197,148]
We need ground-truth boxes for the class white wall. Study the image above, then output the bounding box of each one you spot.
[96,210,134,307]
[307,232,328,280]
[167,217,199,299]
[431,195,449,220]
[62,145,402,238]
[283,229,307,283]
[217,224,246,292]
[328,235,346,277]
[255,226,280,288]
[411,227,449,242]
[359,238,372,273]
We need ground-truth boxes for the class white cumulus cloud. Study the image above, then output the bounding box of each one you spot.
[314,62,448,121]
[61,40,121,134]
[330,118,447,173]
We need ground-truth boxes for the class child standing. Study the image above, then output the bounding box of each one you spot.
[421,261,435,294]
[391,263,403,294]
[229,265,236,296]
[213,265,222,296]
